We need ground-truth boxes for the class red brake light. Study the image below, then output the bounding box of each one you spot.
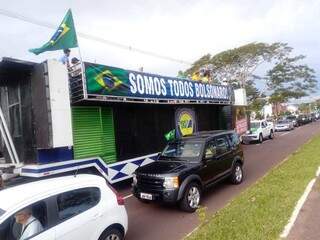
[108,184,125,205]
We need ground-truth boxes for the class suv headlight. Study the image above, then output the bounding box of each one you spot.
[163,176,179,189]
[132,173,137,186]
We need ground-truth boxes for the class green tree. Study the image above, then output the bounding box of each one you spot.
[267,55,317,115]
[245,76,266,116]
[185,42,291,87]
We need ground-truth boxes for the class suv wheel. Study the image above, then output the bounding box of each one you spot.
[180,182,201,212]
[99,228,123,240]
[258,134,263,143]
[230,163,243,184]
[269,130,274,139]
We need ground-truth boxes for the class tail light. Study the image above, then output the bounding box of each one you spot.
[108,184,125,205]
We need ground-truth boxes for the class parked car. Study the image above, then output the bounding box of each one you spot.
[275,120,294,131]
[310,113,317,122]
[297,114,310,126]
[285,115,298,127]
[132,130,244,212]
[242,120,274,144]
[0,174,128,240]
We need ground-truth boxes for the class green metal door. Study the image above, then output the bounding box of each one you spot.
[72,106,116,164]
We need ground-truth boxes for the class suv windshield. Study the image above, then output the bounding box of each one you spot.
[250,122,260,129]
[161,141,203,161]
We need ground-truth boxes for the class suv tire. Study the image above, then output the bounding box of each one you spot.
[179,182,201,213]
[99,228,124,240]
[269,130,274,139]
[258,133,263,143]
[230,162,243,184]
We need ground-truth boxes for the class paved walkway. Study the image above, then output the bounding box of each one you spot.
[287,178,320,240]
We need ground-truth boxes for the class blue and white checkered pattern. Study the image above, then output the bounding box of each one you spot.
[21,153,159,184]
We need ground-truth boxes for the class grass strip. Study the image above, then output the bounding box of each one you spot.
[187,134,320,240]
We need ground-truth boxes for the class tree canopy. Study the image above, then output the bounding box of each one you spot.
[183,42,317,111]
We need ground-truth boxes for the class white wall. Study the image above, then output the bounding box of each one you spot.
[47,59,73,148]
[263,104,273,118]
[234,88,247,106]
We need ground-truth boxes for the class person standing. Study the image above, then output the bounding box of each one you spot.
[59,49,71,68]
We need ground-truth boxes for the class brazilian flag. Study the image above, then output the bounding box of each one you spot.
[165,129,176,141]
[29,9,78,55]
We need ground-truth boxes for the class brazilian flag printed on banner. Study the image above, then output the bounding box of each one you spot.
[29,9,78,55]
[85,64,130,95]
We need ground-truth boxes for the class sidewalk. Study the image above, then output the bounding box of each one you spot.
[287,178,320,240]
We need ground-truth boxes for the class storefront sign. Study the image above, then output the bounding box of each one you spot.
[175,108,197,137]
[236,118,248,135]
[85,63,232,102]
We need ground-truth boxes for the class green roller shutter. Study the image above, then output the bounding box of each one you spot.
[72,106,116,164]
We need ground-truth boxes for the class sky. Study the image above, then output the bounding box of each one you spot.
[0,0,319,102]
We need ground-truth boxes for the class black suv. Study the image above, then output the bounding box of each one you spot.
[132,130,244,212]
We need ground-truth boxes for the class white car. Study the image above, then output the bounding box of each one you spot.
[242,120,274,143]
[275,120,294,131]
[0,174,128,240]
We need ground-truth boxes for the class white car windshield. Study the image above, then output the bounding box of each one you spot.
[161,141,203,161]
[250,122,260,129]
[278,120,289,124]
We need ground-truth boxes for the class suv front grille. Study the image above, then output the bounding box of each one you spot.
[137,175,164,190]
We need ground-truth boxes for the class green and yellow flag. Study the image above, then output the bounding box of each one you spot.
[29,9,78,55]
[165,129,176,141]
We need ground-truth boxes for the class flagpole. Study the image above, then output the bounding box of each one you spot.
[77,45,88,100]
[71,8,88,100]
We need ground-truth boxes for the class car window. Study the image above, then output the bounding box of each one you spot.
[57,187,100,221]
[161,141,203,161]
[228,133,240,147]
[215,136,229,155]
[204,140,216,159]
[0,201,47,240]
[250,122,260,129]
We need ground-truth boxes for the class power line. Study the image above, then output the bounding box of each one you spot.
[0,8,192,65]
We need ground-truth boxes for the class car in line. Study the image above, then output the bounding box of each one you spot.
[285,115,298,127]
[241,120,274,144]
[0,174,128,240]
[297,114,311,126]
[275,119,294,131]
[132,130,244,212]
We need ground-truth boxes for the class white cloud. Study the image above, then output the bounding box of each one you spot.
[0,0,319,84]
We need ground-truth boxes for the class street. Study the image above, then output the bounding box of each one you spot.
[116,121,320,240]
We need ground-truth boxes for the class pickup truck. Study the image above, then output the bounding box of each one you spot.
[242,120,274,143]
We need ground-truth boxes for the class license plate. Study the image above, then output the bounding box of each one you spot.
[140,193,153,200]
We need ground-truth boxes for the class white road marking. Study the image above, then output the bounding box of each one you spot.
[280,166,320,238]
[124,194,133,199]
[185,226,200,238]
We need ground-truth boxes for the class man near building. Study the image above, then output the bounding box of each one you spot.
[59,49,71,68]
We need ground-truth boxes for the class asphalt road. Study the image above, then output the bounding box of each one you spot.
[116,121,320,240]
